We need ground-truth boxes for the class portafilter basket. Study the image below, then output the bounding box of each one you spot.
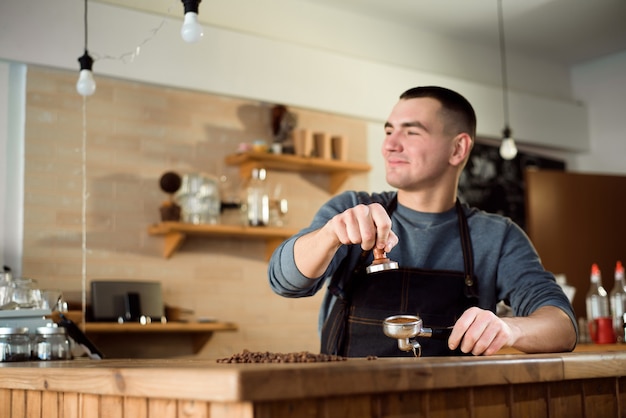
[382,314,453,357]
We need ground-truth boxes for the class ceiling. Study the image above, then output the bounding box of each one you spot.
[95,0,626,68]
[302,0,626,66]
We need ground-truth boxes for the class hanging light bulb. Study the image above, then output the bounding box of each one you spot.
[499,126,518,160]
[76,0,96,96]
[181,0,204,43]
[76,51,96,96]
[496,0,517,160]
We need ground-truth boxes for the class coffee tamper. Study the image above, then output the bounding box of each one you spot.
[366,247,399,274]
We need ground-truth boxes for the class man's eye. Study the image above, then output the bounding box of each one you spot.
[407,131,420,136]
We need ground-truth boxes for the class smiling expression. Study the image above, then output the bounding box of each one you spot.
[383,97,462,194]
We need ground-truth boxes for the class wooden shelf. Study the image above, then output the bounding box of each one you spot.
[225,151,371,194]
[148,152,368,259]
[148,222,298,259]
[83,321,238,358]
[84,321,237,333]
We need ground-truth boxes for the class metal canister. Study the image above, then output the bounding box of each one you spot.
[0,327,31,362]
[33,327,71,361]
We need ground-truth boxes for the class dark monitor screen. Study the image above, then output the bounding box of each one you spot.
[90,280,164,322]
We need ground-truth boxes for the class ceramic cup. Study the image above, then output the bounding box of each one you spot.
[589,316,616,344]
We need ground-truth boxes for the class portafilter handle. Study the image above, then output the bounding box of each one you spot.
[420,327,454,340]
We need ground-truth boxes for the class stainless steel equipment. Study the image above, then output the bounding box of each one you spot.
[382,314,453,357]
[366,248,399,274]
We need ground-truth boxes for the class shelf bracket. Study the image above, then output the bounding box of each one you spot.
[329,172,351,195]
[163,231,186,259]
[238,161,258,181]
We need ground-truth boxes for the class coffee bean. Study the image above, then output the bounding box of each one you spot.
[216,349,347,363]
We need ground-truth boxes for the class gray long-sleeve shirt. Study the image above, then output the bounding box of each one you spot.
[268,191,577,336]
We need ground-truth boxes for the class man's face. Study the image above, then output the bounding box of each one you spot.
[382,97,456,192]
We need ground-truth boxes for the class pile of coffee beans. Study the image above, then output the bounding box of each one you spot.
[216,349,347,363]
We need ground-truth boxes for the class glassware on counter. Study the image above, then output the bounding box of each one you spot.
[610,261,626,342]
[33,326,72,361]
[0,281,12,308]
[586,263,614,343]
[0,327,31,362]
[10,278,41,309]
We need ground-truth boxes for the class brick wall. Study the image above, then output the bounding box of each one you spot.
[21,65,369,358]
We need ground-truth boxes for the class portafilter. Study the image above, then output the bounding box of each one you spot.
[382,314,453,357]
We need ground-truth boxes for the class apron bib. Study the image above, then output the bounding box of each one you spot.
[321,197,478,357]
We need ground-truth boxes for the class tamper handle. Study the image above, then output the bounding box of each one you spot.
[366,247,399,274]
[373,247,386,261]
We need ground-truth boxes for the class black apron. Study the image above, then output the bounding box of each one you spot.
[321,197,479,357]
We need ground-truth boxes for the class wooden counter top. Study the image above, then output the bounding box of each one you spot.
[1,349,625,402]
[1,348,625,417]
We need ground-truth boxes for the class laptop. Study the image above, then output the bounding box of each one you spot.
[90,280,164,322]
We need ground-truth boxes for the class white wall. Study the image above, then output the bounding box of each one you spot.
[2,0,626,271]
[571,51,626,175]
[0,0,588,150]
[0,61,26,275]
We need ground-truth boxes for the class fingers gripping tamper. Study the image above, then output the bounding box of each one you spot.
[366,247,399,274]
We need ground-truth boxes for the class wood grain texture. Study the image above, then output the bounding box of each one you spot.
[0,352,621,401]
[1,352,626,417]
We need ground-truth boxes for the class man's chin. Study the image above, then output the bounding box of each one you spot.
[385,175,401,189]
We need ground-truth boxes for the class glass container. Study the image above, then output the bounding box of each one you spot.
[0,327,31,362]
[33,326,71,361]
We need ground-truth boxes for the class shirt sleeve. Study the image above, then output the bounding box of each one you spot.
[496,220,579,336]
[267,191,359,298]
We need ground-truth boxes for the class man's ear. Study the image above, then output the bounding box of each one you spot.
[450,133,473,167]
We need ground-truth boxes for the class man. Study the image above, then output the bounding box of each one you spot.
[268,86,577,357]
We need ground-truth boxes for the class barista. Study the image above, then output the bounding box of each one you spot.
[268,86,577,357]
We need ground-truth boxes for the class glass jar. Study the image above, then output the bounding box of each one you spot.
[10,277,41,308]
[0,327,31,362]
[175,173,221,224]
[33,326,71,361]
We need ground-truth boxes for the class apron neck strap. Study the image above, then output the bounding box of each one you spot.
[385,195,478,299]
[454,199,478,299]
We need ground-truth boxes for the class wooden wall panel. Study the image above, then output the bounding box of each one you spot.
[123,397,148,418]
[0,378,624,418]
[510,383,548,418]
[0,389,12,418]
[525,169,626,320]
[25,390,42,418]
[548,380,584,417]
[583,378,619,417]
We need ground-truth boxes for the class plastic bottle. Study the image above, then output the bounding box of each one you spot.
[610,261,626,342]
[585,263,611,343]
[245,168,270,226]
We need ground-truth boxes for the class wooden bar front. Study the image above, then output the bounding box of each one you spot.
[1,348,625,417]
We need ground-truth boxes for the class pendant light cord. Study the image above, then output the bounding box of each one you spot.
[83,0,89,52]
[497,0,510,129]
[81,0,89,331]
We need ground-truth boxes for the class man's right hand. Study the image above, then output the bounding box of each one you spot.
[324,203,398,253]
[293,203,398,279]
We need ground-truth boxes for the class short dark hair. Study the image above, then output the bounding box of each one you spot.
[399,86,476,140]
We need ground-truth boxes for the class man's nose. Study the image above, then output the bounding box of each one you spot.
[383,132,401,150]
